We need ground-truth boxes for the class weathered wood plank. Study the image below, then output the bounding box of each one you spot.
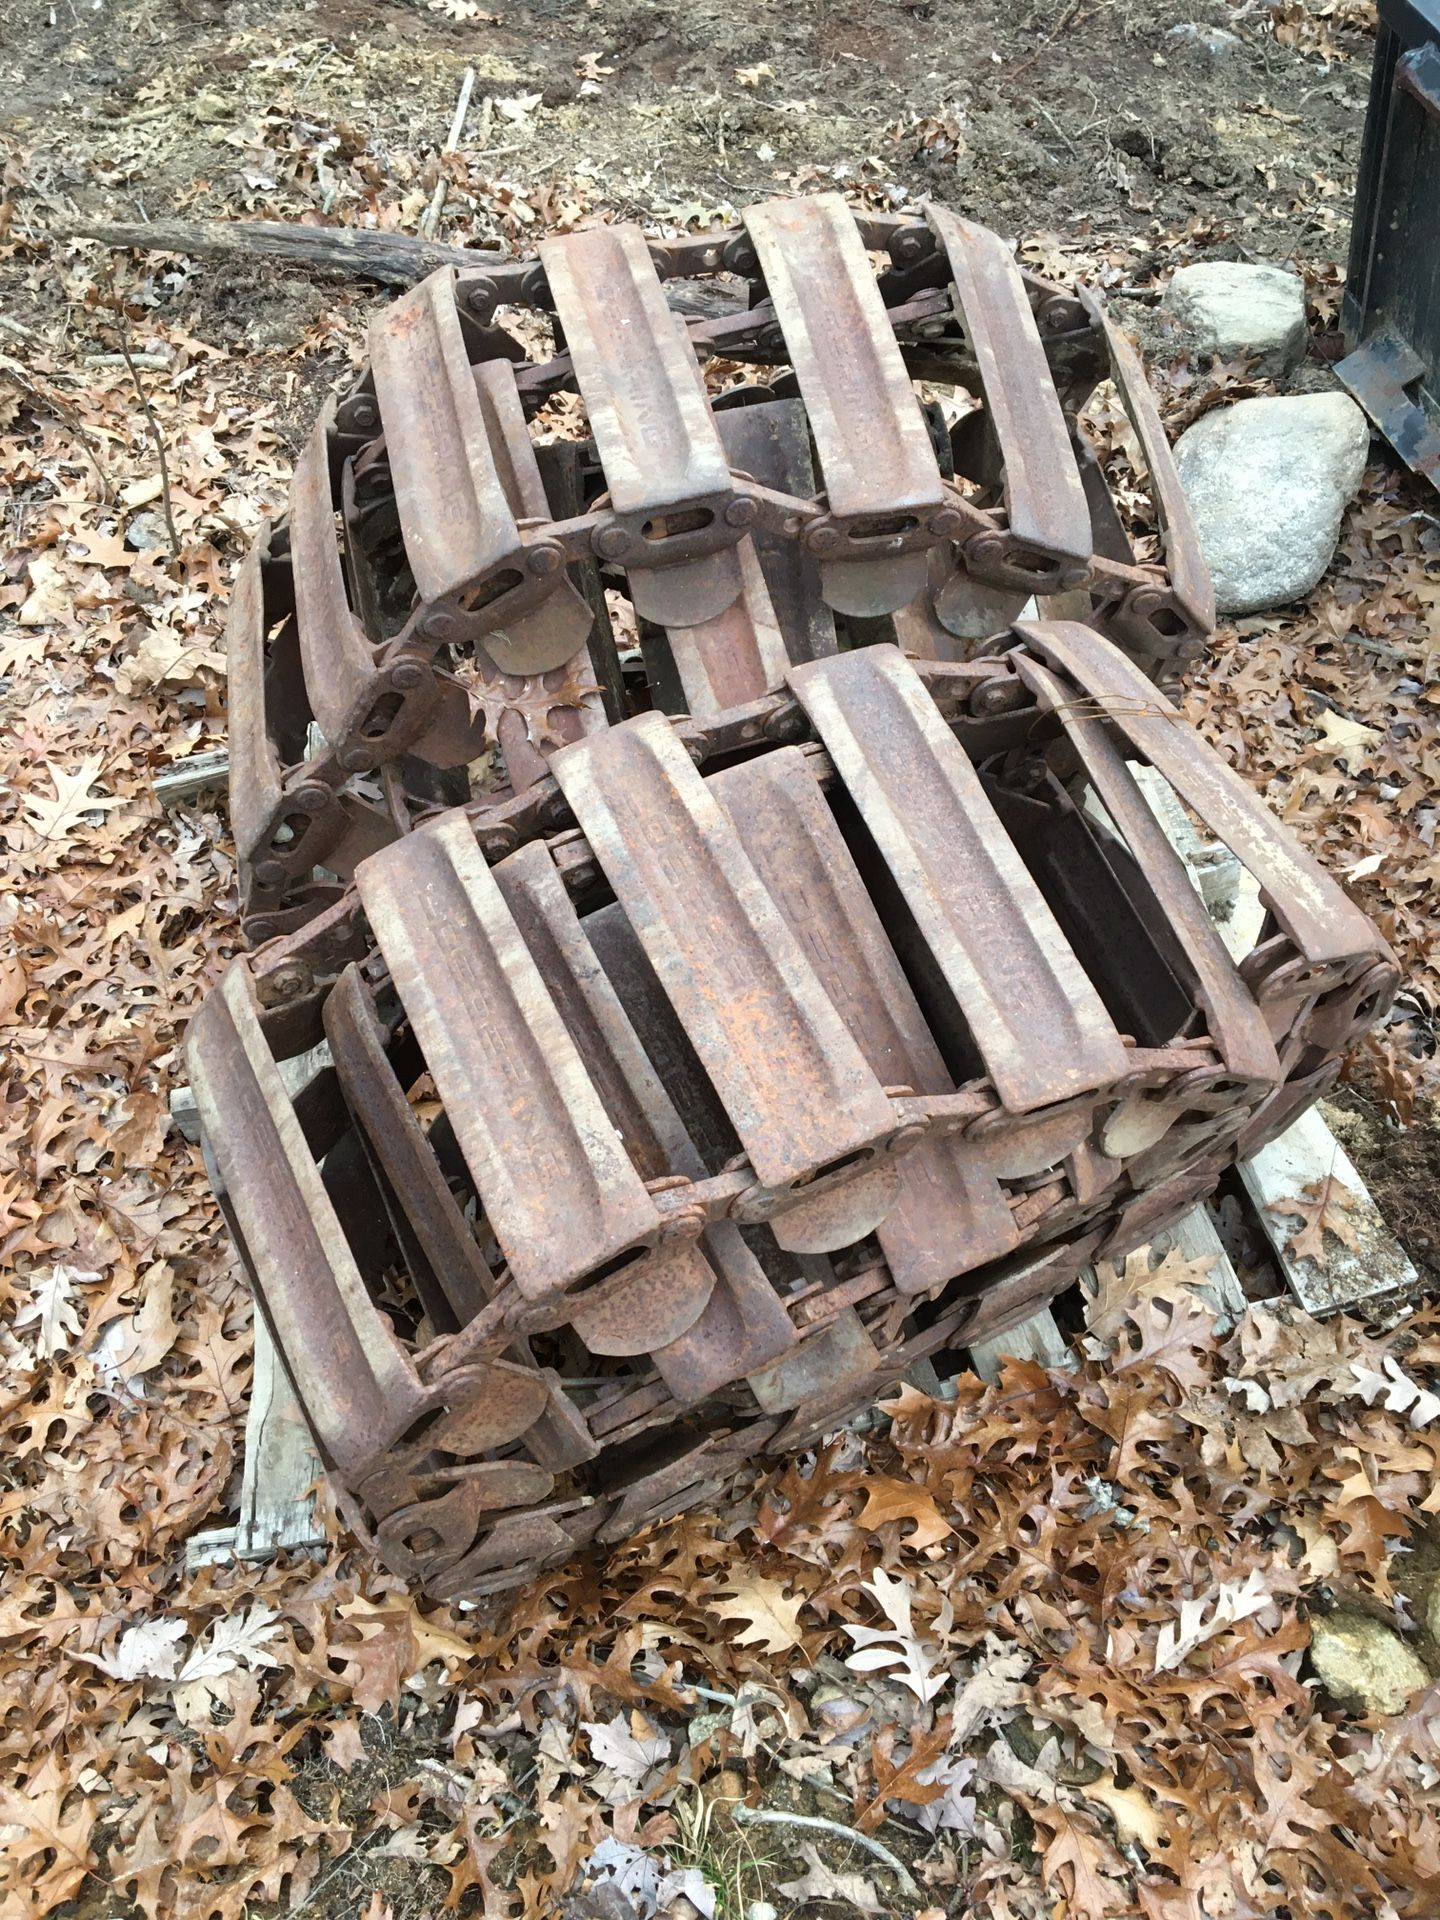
[1239,1102,1417,1315]
[233,1322,324,1556]
[183,1041,332,1567]
[967,1306,1072,1380]
[1144,1203,1248,1325]
[154,749,230,808]
[185,1317,325,1566]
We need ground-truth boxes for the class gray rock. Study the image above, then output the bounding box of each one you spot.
[1309,1611,1428,1717]
[125,510,172,553]
[1164,261,1307,373]
[1173,393,1370,614]
[1166,22,1243,62]
[1428,1579,1440,1647]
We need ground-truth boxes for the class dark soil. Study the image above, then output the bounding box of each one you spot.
[1328,1088,1440,1288]
[2,0,1372,264]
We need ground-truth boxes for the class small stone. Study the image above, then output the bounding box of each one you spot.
[125,510,171,553]
[1309,1611,1428,1716]
[1166,21,1243,62]
[708,1767,744,1807]
[1173,393,1370,614]
[1163,260,1307,373]
[746,1906,779,1920]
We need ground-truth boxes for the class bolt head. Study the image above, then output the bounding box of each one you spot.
[389,660,427,690]
[593,524,631,560]
[965,530,1006,569]
[527,542,563,577]
[806,525,842,557]
[270,964,312,999]
[423,612,457,643]
[292,783,331,812]
[929,508,964,539]
[253,859,287,888]
[724,497,757,529]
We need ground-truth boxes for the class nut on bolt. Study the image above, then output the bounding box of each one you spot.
[889,225,934,265]
[268,962,313,1001]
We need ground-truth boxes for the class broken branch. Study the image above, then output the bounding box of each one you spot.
[419,64,477,239]
[57,216,747,319]
[730,1807,921,1898]
[60,217,507,288]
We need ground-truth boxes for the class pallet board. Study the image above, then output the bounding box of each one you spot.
[966,1307,1072,1381]
[1240,1102,1417,1315]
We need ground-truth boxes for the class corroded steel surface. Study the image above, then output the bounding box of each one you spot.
[193,620,1394,1601]
[229,192,1219,941]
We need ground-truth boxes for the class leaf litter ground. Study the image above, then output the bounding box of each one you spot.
[3,0,1440,1914]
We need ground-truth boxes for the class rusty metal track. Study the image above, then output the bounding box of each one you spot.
[924,204,1091,571]
[788,645,1128,1114]
[233,194,1220,943]
[193,193,1399,1603]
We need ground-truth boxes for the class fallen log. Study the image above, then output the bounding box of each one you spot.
[61,216,503,287]
[59,217,746,319]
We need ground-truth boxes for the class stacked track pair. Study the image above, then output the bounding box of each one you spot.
[191,609,1395,1600]
[228,191,1215,941]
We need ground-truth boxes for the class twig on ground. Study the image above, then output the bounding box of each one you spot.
[0,350,114,502]
[103,271,180,560]
[729,1806,921,1899]
[1007,0,1085,81]
[420,65,477,239]
[83,351,172,369]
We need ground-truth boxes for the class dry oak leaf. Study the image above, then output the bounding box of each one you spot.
[1348,1356,1440,1428]
[856,1474,953,1548]
[844,1567,951,1703]
[1312,708,1382,762]
[776,1841,883,1913]
[1086,1247,1219,1345]
[707,1571,809,1652]
[1153,1567,1272,1673]
[13,1264,97,1358]
[0,1758,98,1917]
[1031,1804,1129,1920]
[1083,1777,1170,1856]
[76,1614,187,1681]
[19,756,126,848]
[114,625,226,695]
[1272,1173,1362,1266]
